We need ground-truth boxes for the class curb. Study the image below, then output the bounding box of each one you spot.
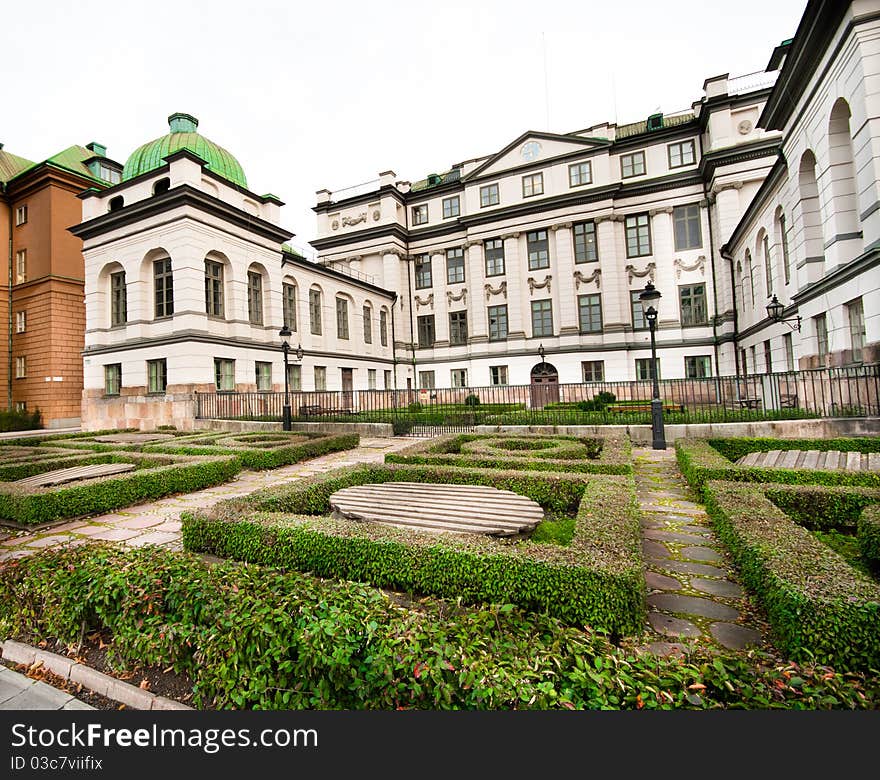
[2,639,192,710]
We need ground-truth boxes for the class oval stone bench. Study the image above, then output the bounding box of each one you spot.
[736,449,879,472]
[329,482,544,537]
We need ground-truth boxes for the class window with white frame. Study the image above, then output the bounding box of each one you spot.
[214,358,234,392]
[282,282,297,331]
[815,314,828,362]
[148,358,167,393]
[451,368,468,388]
[111,270,127,326]
[783,333,795,371]
[309,288,322,335]
[205,260,224,318]
[287,363,301,391]
[247,270,263,325]
[685,355,712,378]
[314,365,327,391]
[15,311,26,334]
[154,258,174,318]
[15,250,26,284]
[489,365,508,386]
[368,368,377,389]
[255,361,272,391]
[847,298,866,363]
[14,356,26,379]
[384,370,391,389]
[336,297,349,339]
[582,360,604,382]
[15,205,27,226]
[635,357,660,381]
[679,284,707,326]
[418,370,435,389]
[569,161,591,187]
[104,364,121,396]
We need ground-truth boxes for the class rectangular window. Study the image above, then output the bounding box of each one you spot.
[625,213,651,257]
[255,361,272,391]
[522,172,544,197]
[578,294,602,333]
[282,282,297,331]
[201,261,223,318]
[380,309,388,347]
[213,358,234,392]
[630,290,646,330]
[685,355,712,378]
[780,213,791,286]
[368,368,377,389]
[14,356,26,379]
[750,345,757,375]
[673,204,702,251]
[531,299,553,337]
[480,183,499,207]
[309,288,322,335]
[247,271,263,325]
[489,365,508,386]
[14,401,26,413]
[815,314,828,362]
[485,238,505,276]
[417,314,435,348]
[15,205,27,226]
[573,221,598,263]
[679,283,708,326]
[15,311,26,334]
[668,140,696,169]
[446,247,465,284]
[287,363,301,391]
[412,204,428,225]
[449,310,468,345]
[363,306,372,344]
[783,332,795,372]
[740,348,749,375]
[582,360,604,382]
[314,366,326,391]
[527,229,550,270]
[451,368,468,388]
[569,161,592,187]
[154,258,174,318]
[418,370,436,389]
[763,340,772,374]
[15,250,26,284]
[635,357,660,381]
[336,297,349,339]
[147,358,167,393]
[104,364,121,396]
[384,369,391,390]
[414,254,432,289]
[442,196,460,219]
[488,304,508,341]
[620,151,646,178]
[847,298,866,363]
[110,271,127,326]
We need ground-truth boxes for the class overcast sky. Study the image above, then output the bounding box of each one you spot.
[7,0,805,254]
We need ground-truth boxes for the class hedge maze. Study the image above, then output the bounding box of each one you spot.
[0,430,359,525]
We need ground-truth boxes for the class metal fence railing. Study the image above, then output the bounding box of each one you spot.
[194,363,880,429]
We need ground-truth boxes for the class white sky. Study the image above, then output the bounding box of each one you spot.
[6,0,805,254]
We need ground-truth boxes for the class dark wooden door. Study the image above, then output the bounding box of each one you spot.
[530,362,559,409]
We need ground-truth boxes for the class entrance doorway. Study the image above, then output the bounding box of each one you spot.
[341,368,354,409]
[530,361,559,409]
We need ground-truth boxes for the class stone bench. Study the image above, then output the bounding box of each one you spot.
[15,463,137,488]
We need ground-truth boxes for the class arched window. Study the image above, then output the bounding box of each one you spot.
[247,264,267,325]
[309,286,323,335]
[204,254,227,318]
[735,261,744,311]
[798,150,824,262]
[744,249,755,308]
[757,228,772,297]
[153,257,173,318]
[100,263,127,327]
[108,195,124,212]
[363,301,373,344]
[774,207,791,286]
[153,178,171,196]
[282,276,297,331]
[336,295,351,340]
[379,307,389,347]
[827,98,862,248]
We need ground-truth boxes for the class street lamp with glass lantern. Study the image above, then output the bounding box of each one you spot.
[639,281,666,450]
[279,325,293,430]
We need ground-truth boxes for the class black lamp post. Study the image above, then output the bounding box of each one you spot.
[279,325,293,431]
[639,281,666,450]
[766,294,802,332]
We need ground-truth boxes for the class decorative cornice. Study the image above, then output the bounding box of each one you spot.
[501,231,521,240]
[550,221,572,232]
[711,180,743,195]
[447,288,467,304]
[463,239,484,248]
[648,206,674,216]
[674,255,706,278]
[380,247,407,258]
[624,262,655,284]
[573,268,601,290]
[527,275,552,294]
[484,281,508,300]
[414,293,434,309]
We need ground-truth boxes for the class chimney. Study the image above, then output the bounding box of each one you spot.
[168,113,199,134]
[86,141,106,157]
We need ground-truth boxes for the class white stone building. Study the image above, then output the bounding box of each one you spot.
[74,114,396,430]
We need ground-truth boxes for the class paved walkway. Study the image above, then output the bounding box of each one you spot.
[0,437,415,558]
[0,665,93,710]
[633,447,765,655]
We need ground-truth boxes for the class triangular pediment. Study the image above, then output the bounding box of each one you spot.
[465,131,609,180]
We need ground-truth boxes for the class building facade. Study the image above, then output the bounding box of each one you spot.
[0,142,120,427]
[74,114,396,431]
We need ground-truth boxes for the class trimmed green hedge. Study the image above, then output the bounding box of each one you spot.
[703,480,880,671]
[183,463,645,636]
[676,437,880,496]
[4,546,879,709]
[763,484,880,531]
[859,504,880,568]
[0,454,240,525]
[0,452,164,483]
[387,434,632,475]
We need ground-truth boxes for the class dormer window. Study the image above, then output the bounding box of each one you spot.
[99,163,121,184]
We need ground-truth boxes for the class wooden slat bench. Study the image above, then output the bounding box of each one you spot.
[329,482,544,537]
[15,463,137,488]
[737,449,879,472]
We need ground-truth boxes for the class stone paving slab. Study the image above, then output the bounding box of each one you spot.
[647,593,740,621]
[710,622,762,650]
[680,545,723,562]
[0,667,93,711]
[645,571,683,590]
[648,612,701,638]
[691,578,744,598]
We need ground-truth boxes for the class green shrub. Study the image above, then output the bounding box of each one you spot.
[764,484,880,531]
[859,504,880,568]
[676,438,880,496]
[464,394,480,407]
[2,545,878,710]
[182,464,645,636]
[0,407,42,433]
[703,480,880,671]
[407,401,423,412]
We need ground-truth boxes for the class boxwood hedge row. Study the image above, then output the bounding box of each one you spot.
[703,480,880,671]
[859,504,880,568]
[386,434,632,475]
[676,437,880,496]
[763,484,880,531]
[182,463,645,636]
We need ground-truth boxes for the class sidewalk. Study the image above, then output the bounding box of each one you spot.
[0,665,93,710]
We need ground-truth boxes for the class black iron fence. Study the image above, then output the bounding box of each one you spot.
[194,363,880,430]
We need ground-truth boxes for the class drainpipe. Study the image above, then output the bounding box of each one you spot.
[700,132,723,378]
[721,247,741,378]
[390,295,398,391]
[404,255,417,388]
[6,187,12,409]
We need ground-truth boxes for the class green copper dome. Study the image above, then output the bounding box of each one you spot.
[122,113,248,188]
